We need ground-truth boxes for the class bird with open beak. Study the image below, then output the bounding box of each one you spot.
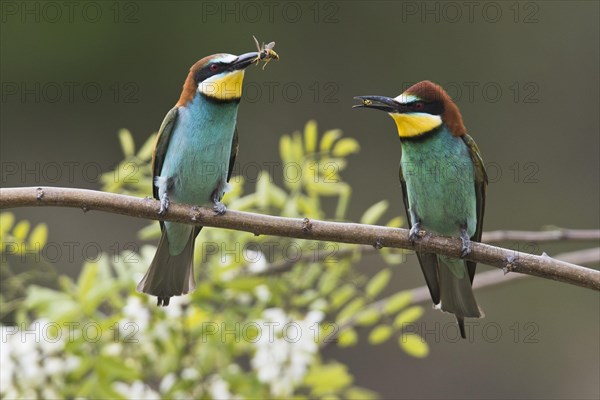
[355,81,488,338]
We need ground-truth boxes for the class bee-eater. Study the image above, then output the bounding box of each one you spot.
[138,51,266,306]
[354,81,488,338]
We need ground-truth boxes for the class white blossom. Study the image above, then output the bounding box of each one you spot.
[150,320,171,342]
[245,250,268,273]
[159,373,177,393]
[0,322,80,397]
[235,292,252,305]
[208,375,233,400]
[254,284,271,302]
[102,342,123,357]
[163,295,189,319]
[113,380,160,399]
[251,308,323,396]
[122,296,150,333]
[181,367,200,381]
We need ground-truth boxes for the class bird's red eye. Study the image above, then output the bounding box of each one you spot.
[210,64,219,72]
[414,102,425,111]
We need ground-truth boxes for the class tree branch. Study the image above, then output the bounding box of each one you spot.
[1,187,598,291]
[321,247,599,347]
[255,229,600,277]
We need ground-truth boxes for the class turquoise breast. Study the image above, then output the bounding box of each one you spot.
[400,126,477,237]
[159,94,239,255]
[160,94,239,206]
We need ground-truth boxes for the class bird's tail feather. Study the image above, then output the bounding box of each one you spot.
[438,256,483,338]
[137,229,196,306]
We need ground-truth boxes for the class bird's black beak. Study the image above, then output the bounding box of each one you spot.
[231,52,260,70]
[353,95,402,113]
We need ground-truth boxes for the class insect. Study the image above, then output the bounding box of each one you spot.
[362,99,373,106]
[253,35,279,70]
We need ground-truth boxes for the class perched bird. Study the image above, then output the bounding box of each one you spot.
[354,81,488,338]
[138,50,271,306]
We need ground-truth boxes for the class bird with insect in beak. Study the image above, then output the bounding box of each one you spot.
[354,81,488,338]
[138,42,279,306]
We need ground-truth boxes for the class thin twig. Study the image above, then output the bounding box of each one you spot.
[483,229,600,242]
[1,187,598,291]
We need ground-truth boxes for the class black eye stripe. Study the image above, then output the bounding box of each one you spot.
[403,101,444,115]
[195,63,229,83]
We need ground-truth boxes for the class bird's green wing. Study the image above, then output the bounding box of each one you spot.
[151,106,179,232]
[152,106,179,200]
[462,133,488,283]
[399,164,441,304]
[227,127,239,183]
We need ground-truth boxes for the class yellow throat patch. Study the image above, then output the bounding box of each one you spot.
[199,70,245,100]
[389,113,442,138]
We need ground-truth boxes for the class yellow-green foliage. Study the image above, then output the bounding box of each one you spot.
[0,122,428,399]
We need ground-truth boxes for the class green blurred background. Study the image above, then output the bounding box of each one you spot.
[1,1,598,398]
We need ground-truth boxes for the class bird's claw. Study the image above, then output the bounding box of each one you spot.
[460,227,471,258]
[503,254,517,274]
[213,202,227,215]
[158,195,170,216]
[460,241,472,258]
[409,223,422,242]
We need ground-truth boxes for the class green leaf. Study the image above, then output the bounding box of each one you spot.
[118,129,135,157]
[320,129,342,152]
[335,184,351,220]
[296,194,320,218]
[256,171,270,209]
[383,292,412,314]
[365,269,391,299]
[380,248,407,265]
[12,220,30,241]
[136,133,157,161]
[226,277,265,291]
[399,333,429,358]
[337,328,358,347]
[279,134,293,163]
[292,131,304,163]
[77,262,99,299]
[0,212,15,235]
[28,223,48,249]
[307,181,347,196]
[393,306,424,329]
[97,355,139,381]
[267,182,288,209]
[336,298,365,323]
[386,216,404,228]
[302,160,321,185]
[304,363,352,396]
[25,285,71,307]
[319,157,347,174]
[360,200,389,225]
[345,387,378,400]
[354,308,380,326]
[58,276,75,292]
[228,193,257,211]
[368,324,393,345]
[304,120,318,154]
[137,223,161,240]
[330,284,356,309]
[24,286,79,321]
[317,271,338,295]
[292,290,319,307]
[332,138,360,157]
